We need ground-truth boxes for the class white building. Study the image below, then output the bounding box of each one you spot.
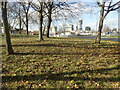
[63,24,74,32]
[50,26,57,34]
[49,26,59,37]
[1,27,4,33]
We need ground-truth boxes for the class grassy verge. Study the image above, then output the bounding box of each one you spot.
[2,35,120,89]
[102,35,120,38]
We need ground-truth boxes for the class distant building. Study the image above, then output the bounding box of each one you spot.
[118,29,120,32]
[10,28,20,34]
[85,26,91,31]
[49,26,59,37]
[32,30,39,35]
[1,26,4,33]
[2,26,30,34]
[112,28,117,32]
[63,24,74,32]
[10,28,28,34]
[77,20,83,31]
[76,26,78,30]
[59,31,75,37]
[50,26,57,34]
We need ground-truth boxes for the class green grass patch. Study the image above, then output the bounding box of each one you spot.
[1,35,120,89]
[103,35,120,38]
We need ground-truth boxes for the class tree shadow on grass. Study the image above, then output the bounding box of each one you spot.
[12,52,94,55]
[2,65,120,83]
[0,44,56,47]
[0,43,118,49]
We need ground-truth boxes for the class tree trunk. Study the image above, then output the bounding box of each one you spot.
[39,12,44,41]
[46,3,53,38]
[46,14,52,38]
[95,18,104,44]
[19,16,22,34]
[19,8,22,34]
[2,2,14,55]
[26,13,29,35]
[42,25,46,35]
[38,3,44,41]
[95,6,104,44]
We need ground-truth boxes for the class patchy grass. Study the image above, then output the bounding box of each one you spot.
[102,35,120,38]
[1,35,120,89]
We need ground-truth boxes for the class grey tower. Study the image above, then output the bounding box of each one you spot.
[77,20,83,31]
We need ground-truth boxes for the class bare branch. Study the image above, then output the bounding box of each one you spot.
[96,0,102,7]
[110,1,120,8]
[109,6,120,11]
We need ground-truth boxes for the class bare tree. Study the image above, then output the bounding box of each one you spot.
[18,1,31,35]
[45,1,81,38]
[31,1,83,39]
[1,1,14,55]
[8,2,24,34]
[103,25,111,33]
[31,1,45,41]
[7,3,18,29]
[46,2,54,38]
[95,0,120,44]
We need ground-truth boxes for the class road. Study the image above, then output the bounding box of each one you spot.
[75,36,119,42]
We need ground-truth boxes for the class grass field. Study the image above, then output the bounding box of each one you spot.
[102,35,120,38]
[1,35,120,89]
